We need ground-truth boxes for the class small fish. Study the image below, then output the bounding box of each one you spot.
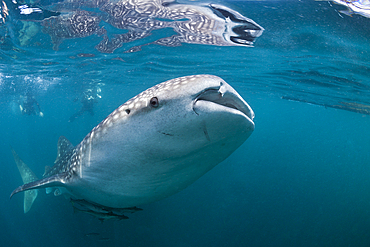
[98,237,110,242]
[77,53,95,58]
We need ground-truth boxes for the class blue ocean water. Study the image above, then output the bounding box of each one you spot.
[1,0,370,246]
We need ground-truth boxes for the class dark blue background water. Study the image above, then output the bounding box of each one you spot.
[1,0,370,246]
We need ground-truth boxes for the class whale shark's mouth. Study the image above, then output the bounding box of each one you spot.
[193,87,254,121]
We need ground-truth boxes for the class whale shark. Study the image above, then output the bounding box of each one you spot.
[10,74,255,219]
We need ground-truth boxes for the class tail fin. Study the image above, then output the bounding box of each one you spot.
[10,147,39,213]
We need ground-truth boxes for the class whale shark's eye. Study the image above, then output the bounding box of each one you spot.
[150,97,159,108]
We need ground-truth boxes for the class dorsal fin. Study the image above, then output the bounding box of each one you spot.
[10,172,69,199]
[55,136,74,164]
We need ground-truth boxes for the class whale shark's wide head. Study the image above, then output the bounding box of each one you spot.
[11,75,255,214]
[95,74,255,157]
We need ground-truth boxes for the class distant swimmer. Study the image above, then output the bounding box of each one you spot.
[19,92,43,117]
[69,87,101,122]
